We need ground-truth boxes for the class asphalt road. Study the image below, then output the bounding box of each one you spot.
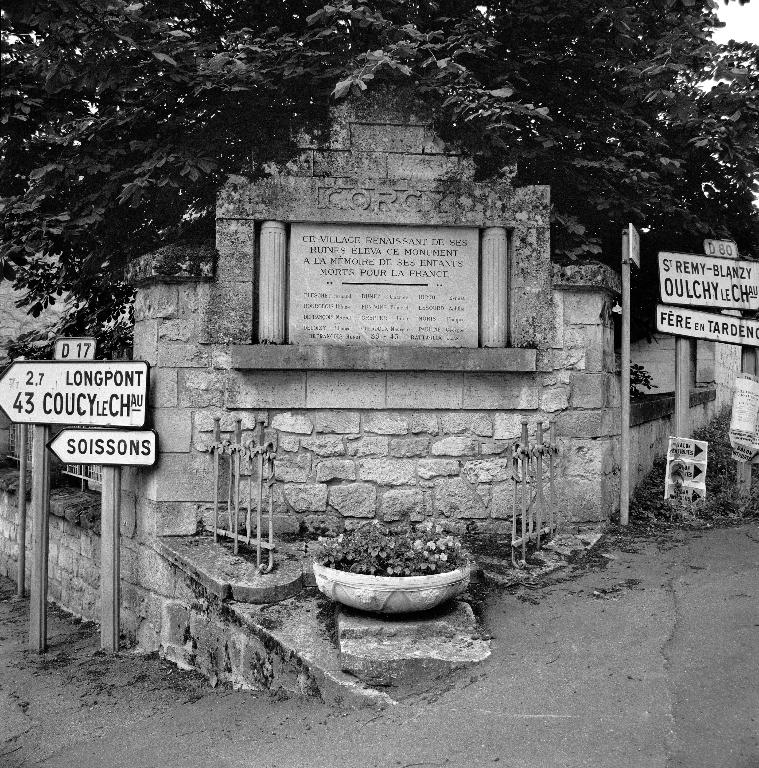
[1,523,757,768]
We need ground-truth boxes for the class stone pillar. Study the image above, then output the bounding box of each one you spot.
[258,221,287,343]
[480,226,508,347]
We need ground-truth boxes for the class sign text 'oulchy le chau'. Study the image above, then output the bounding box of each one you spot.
[0,360,149,427]
[658,252,758,311]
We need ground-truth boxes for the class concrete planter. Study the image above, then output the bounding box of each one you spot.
[312,562,471,614]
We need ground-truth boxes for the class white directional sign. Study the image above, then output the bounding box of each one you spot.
[54,337,97,360]
[665,436,708,503]
[703,239,738,260]
[628,223,640,268]
[48,429,157,465]
[0,360,149,427]
[656,304,759,347]
[658,252,758,310]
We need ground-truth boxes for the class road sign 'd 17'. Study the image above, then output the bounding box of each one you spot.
[0,360,149,427]
[54,337,97,361]
[48,429,157,466]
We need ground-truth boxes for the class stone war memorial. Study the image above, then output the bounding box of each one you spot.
[3,88,666,696]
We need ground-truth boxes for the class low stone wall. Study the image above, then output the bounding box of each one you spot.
[629,388,718,491]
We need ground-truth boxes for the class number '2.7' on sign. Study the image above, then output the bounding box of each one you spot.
[0,360,149,427]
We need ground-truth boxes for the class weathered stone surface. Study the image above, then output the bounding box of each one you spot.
[279,436,300,452]
[433,477,488,518]
[284,484,328,512]
[493,413,524,440]
[417,459,459,480]
[358,458,416,486]
[409,412,439,434]
[226,372,306,409]
[274,453,311,482]
[301,435,345,457]
[430,436,475,457]
[178,370,226,408]
[570,373,605,409]
[337,601,490,687]
[461,458,511,484]
[381,488,423,522]
[462,374,539,410]
[440,412,493,437]
[389,437,429,458]
[490,482,516,519]
[329,483,376,518]
[386,372,463,408]
[362,413,409,435]
[271,412,314,434]
[541,386,569,413]
[305,371,386,409]
[316,459,356,482]
[152,408,192,453]
[346,436,389,457]
[311,411,361,434]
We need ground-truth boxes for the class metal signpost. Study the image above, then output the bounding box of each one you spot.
[47,428,158,651]
[665,437,708,505]
[0,354,150,653]
[620,224,639,526]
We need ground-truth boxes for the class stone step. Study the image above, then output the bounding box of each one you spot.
[337,600,491,687]
[156,534,304,604]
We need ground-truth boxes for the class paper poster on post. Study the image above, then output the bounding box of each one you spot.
[665,437,708,503]
[729,373,759,463]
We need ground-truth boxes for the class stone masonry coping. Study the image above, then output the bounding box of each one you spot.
[229,345,537,372]
[631,387,716,427]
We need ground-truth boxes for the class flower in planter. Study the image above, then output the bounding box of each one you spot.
[315,520,469,577]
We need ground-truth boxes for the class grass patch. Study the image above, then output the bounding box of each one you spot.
[630,408,758,524]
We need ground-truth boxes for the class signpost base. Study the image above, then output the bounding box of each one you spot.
[29,424,50,653]
[16,424,28,597]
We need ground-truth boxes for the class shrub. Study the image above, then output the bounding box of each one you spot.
[315,521,469,576]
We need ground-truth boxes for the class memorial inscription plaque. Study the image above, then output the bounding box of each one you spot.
[289,223,479,346]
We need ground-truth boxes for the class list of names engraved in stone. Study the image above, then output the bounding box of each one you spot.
[288,223,479,346]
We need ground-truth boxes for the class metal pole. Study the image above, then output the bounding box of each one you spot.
[212,417,220,543]
[16,424,28,597]
[737,347,758,498]
[101,465,121,652]
[535,422,544,548]
[29,424,50,653]
[620,229,631,526]
[255,421,264,569]
[520,418,529,563]
[233,419,241,554]
[674,338,691,438]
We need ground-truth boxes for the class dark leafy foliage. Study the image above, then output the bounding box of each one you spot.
[630,363,657,399]
[315,520,469,576]
[1,1,757,348]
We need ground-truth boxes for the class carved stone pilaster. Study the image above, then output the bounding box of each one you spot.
[258,221,287,343]
[480,227,508,347]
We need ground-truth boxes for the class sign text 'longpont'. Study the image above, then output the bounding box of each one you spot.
[0,360,149,427]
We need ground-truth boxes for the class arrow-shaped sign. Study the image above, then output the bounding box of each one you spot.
[0,360,149,427]
[48,429,158,466]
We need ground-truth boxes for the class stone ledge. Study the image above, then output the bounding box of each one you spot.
[552,262,621,296]
[126,243,216,286]
[230,345,537,372]
[0,469,101,533]
[631,387,716,427]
